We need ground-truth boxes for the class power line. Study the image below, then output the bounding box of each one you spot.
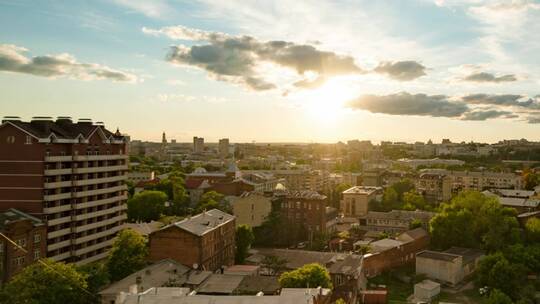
[0,231,98,299]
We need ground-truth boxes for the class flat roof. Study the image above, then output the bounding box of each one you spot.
[342,186,381,195]
[159,209,235,236]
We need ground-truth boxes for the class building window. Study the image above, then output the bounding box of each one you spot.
[25,135,32,144]
[0,242,3,253]
[6,136,15,144]
[34,249,40,261]
[34,233,41,244]
[15,238,26,249]
[13,256,25,266]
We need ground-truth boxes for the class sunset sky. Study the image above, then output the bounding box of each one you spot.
[1,0,539,143]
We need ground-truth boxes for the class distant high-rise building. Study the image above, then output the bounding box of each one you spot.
[159,132,168,160]
[193,136,204,154]
[0,116,129,265]
[218,138,229,158]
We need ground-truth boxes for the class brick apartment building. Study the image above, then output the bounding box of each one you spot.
[0,208,47,285]
[0,116,128,265]
[149,209,235,272]
[280,191,338,238]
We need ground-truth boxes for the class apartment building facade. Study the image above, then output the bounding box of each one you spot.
[148,209,236,272]
[0,208,47,285]
[341,186,382,217]
[280,191,338,236]
[0,116,128,265]
[415,172,452,203]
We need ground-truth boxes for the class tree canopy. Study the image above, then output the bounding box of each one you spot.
[278,263,332,289]
[235,225,255,264]
[127,190,167,222]
[107,229,148,281]
[0,259,90,304]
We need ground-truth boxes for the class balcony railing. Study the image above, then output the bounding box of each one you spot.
[47,239,72,252]
[47,227,71,239]
[72,185,127,198]
[74,225,123,245]
[74,194,127,210]
[74,238,114,256]
[44,168,72,176]
[73,214,127,233]
[47,215,72,226]
[44,192,72,201]
[48,251,71,262]
[73,165,128,174]
[44,180,72,189]
[73,204,126,221]
[73,154,128,161]
[43,204,72,214]
[73,175,127,186]
[75,250,109,266]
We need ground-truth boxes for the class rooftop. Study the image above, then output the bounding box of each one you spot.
[0,208,44,230]
[158,209,235,237]
[364,210,436,221]
[196,274,245,295]
[286,190,326,200]
[99,259,190,296]
[342,186,382,195]
[253,248,362,275]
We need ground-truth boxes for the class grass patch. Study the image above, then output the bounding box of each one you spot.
[367,266,415,302]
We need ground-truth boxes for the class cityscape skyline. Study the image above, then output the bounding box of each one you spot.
[1,1,540,143]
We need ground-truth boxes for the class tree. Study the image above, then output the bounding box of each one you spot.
[409,218,424,230]
[261,255,288,275]
[485,289,513,304]
[0,259,90,304]
[127,191,167,222]
[196,191,228,213]
[77,262,110,303]
[278,263,332,288]
[476,253,527,300]
[430,208,476,250]
[235,225,255,264]
[107,229,148,281]
[381,187,398,211]
[391,179,415,201]
[522,169,539,191]
[525,217,540,243]
[403,191,426,210]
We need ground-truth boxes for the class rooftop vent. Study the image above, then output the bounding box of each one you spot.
[2,116,21,123]
[94,121,105,126]
[31,116,53,122]
[56,116,73,124]
[77,118,93,124]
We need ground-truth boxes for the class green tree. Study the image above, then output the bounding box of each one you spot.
[0,259,90,304]
[476,253,527,300]
[107,229,148,281]
[409,218,424,230]
[261,255,288,275]
[278,263,332,288]
[196,191,228,213]
[430,208,476,250]
[403,190,426,210]
[525,217,540,243]
[381,187,398,211]
[522,169,540,191]
[77,262,110,303]
[391,179,415,201]
[127,190,167,222]
[485,289,513,304]
[235,225,255,264]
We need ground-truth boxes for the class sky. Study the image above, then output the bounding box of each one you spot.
[1,0,539,144]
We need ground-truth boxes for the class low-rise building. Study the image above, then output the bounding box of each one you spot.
[362,228,430,277]
[341,186,382,217]
[0,209,46,285]
[148,209,236,272]
[416,247,484,285]
[281,191,338,236]
[127,171,155,183]
[231,192,273,228]
[414,280,440,302]
[359,210,435,233]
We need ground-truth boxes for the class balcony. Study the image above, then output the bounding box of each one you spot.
[73,214,127,233]
[47,239,72,252]
[74,204,126,221]
[44,192,72,201]
[44,180,72,189]
[73,185,127,198]
[75,238,114,256]
[73,165,128,174]
[47,227,71,239]
[73,154,128,161]
[73,175,127,186]
[44,168,72,175]
[49,251,71,262]
[45,155,73,162]
[74,225,123,245]
[75,250,109,266]
[44,204,72,214]
[47,216,72,226]
[75,194,128,210]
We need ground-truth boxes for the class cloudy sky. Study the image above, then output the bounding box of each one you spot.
[1,0,539,143]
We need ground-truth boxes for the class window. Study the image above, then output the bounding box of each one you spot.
[0,242,3,253]
[15,238,26,249]
[25,135,32,144]
[6,136,15,144]
[34,233,41,244]
[34,249,40,261]
[13,256,25,266]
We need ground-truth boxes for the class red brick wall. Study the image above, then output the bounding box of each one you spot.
[363,235,429,277]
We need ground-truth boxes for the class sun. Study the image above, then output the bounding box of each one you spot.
[302,79,356,122]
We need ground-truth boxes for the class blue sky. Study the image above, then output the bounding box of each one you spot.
[1,0,539,143]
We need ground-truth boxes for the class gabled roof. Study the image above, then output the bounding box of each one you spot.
[0,208,44,230]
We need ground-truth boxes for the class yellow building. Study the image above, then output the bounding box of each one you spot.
[232,192,273,227]
[341,186,382,217]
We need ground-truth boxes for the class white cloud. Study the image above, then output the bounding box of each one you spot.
[112,0,170,19]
